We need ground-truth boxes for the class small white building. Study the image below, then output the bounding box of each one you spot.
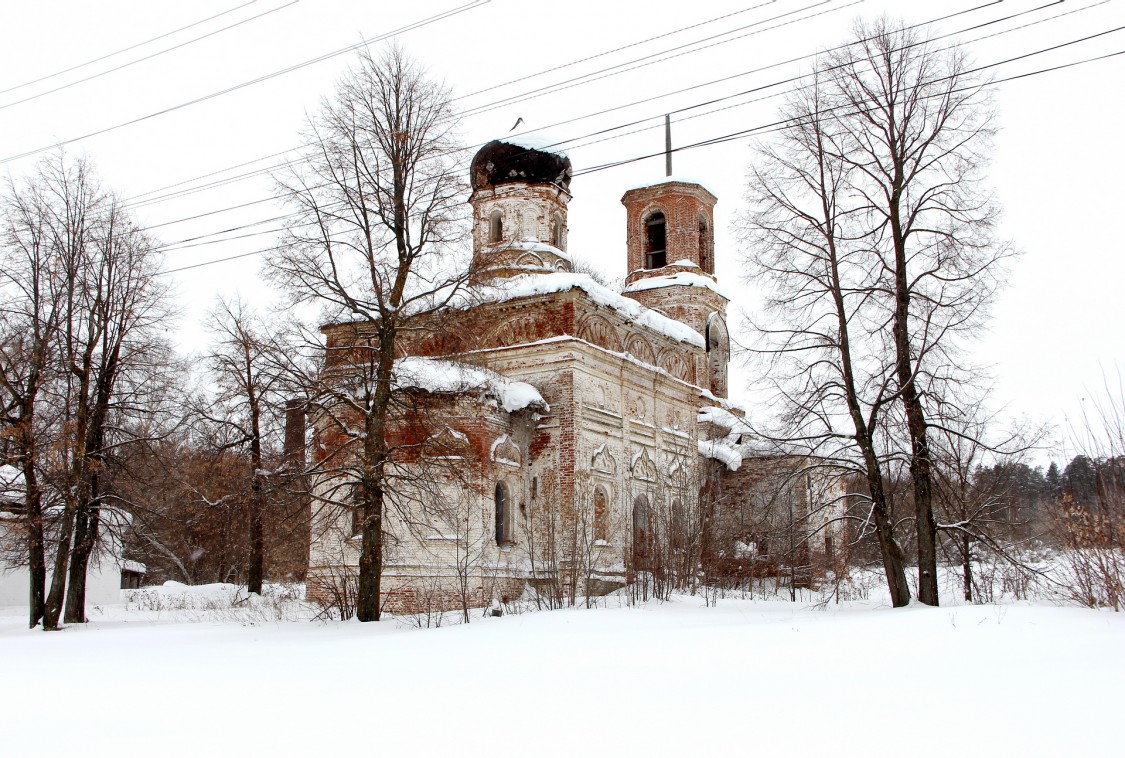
[0,464,142,609]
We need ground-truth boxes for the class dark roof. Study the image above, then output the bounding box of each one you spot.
[470,139,572,192]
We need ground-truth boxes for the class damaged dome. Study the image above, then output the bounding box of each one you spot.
[470,138,572,192]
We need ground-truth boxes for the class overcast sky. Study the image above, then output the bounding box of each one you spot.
[2,0,1122,461]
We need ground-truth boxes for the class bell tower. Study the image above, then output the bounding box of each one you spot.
[621,180,730,397]
[622,180,716,277]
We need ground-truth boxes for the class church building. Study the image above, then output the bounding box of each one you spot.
[306,137,840,614]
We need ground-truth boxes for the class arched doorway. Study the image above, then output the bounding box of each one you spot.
[632,494,651,572]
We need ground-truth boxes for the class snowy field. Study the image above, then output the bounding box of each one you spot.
[2,583,1122,758]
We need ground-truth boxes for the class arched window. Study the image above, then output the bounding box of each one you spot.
[494,482,510,545]
[644,212,666,269]
[706,313,730,398]
[632,494,651,571]
[593,487,609,542]
[671,498,686,551]
[550,213,565,249]
[698,214,712,273]
[488,210,503,244]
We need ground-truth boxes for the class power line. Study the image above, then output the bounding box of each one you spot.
[163,244,282,274]
[0,1,300,112]
[573,37,1125,176]
[0,0,492,166]
[120,0,1011,212]
[454,0,780,100]
[135,0,1077,235]
[121,0,889,210]
[126,2,841,209]
[0,1,257,96]
[461,0,859,117]
[32,0,847,205]
[559,0,1108,153]
[155,44,1125,275]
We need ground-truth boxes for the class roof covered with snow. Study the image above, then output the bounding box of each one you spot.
[394,357,548,414]
[697,405,773,471]
[476,272,705,348]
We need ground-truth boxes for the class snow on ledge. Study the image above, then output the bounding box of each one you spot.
[623,271,731,299]
[700,389,747,414]
[496,238,573,264]
[394,357,548,413]
[699,439,743,471]
[698,406,752,434]
[478,272,704,348]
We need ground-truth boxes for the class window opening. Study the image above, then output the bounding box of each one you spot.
[671,498,686,551]
[593,488,609,542]
[494,482,510,544]
[550,213,564,248]
[644,212,666,269]
[632,494,651,571]
[698,216,711,273]
[489,210,503,244]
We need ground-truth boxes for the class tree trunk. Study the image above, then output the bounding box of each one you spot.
[25,467,46,629]
[825,209,911,608]
[865,464,912,608]
[247,500,264,594]
[42,506,75,630]
[890,194,940,607]
[64,347,121,624]
[962,533,973,602]
[246,347,265,595]
[356,480,384,622]
[64,503,100,623]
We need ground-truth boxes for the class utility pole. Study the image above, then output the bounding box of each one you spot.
[664,114,672,176]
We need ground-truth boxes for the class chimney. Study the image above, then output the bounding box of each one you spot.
[283,399,306,471]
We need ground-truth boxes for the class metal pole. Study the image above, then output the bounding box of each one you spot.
[665,114,672,177]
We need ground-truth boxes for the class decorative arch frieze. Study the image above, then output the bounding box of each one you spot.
[658,349,691,382]
[624,334,656,366]
[485,313,547,348]
[577,315,623,352]
[516,252,545,268]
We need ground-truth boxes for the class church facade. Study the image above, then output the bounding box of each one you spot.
[306,138,840,614]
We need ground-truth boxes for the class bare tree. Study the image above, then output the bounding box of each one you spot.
[822,19,1010,605]
[203,297,283,594]
[0,160,69,628]
[1053,371,1125,610]
[741,72,911,606]
[742,19,1011,606]
[268,46,471,622]
[0,153,168,628]
[930,405,1044,602]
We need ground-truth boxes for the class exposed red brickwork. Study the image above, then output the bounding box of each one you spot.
[621,181,717,276]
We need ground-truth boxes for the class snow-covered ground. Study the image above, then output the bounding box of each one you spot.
[1,583,1121,757]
